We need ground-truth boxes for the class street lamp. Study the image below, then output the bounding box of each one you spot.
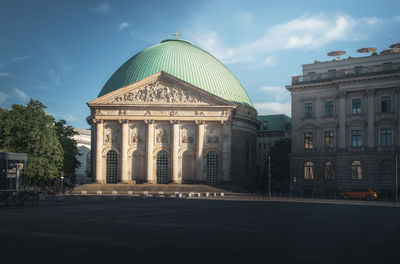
[393,148,398,205]
[268,155,271,199]
[60,172,64,193]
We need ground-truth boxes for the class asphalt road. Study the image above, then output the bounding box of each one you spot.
[1,198,399,264]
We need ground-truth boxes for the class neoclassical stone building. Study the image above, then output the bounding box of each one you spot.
[287,52,400,195]
[87,39,258,185]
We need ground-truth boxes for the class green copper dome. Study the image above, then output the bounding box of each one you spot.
[98,39,253,106]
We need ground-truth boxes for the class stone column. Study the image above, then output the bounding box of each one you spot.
[172,121,180,183]
[367,89,375,148]
[120,120,129,183]
[196,121,205,182]
[222,121,232,182]
[146,120,154,183]
[95,119,104,183]
[338,92,346,149]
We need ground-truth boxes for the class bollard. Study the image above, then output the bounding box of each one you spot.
[112,191,118,195]
[128,191,133,196]
[220,193,225,197]
[81,190,87,195]
[97,190,102,195]
[176,193,182,198]
[188,192,193,198]
[204,192,210,197]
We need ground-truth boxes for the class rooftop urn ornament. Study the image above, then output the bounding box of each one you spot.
[172,30,182,39]
[357,47,377,54]
[389,42,400,49]
[381,48,400,54]
[327,50,346,60]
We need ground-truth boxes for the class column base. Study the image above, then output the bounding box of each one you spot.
[96,180,106,184]
[172,180,182,184]
[145,180,155,184]
[121,180,136,184]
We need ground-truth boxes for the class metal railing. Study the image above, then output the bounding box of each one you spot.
[292,63,400,85]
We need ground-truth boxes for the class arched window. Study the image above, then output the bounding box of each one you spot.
[206,151,219,184]
[156,150,169,184]
[304,161,314,180]
[324,161,335,181]
[379,160,392,181]
[351,160,362,180]
[106,150,118,184]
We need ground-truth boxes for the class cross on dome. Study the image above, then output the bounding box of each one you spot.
[172,30,182,39]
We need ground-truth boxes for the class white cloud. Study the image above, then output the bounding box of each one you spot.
[359,17,383,26]
[51,112,77,122]
[191,14,383,65]
[10,55,30,63]
[395,15,400,22]
[263,56,276,66]
[14,88,28,101]
[0,72,10,77]
[0,91,8,105]
[254,102,291,117]
[118,22,129,31]
[91,1,112,13]
[259,86,290,102]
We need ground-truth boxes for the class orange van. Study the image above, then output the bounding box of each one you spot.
[340,188,377,200]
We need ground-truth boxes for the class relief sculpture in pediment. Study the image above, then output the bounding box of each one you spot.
[112,81,206,104]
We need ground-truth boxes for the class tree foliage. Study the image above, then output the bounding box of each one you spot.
[55,120,81,183]
[268,138,291,192]
[0,99,64,183]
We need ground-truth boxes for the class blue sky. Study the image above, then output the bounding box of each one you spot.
[1,0,399,128]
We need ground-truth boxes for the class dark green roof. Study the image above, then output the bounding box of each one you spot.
[257,114,291,133]
[98,39,253,106]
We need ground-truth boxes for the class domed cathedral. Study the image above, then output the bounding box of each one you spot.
[87,38,258,186]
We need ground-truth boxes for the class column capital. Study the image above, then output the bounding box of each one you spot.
[144,119,155,125]
[93,118,103,124]
[170,120,180,125]
[119,119,129,124]
[195,120,205,125]
[366,89,376,96]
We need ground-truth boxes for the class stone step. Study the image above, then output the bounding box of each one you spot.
[72,183,243,195]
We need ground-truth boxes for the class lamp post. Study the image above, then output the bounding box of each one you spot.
[60,171,64,194]
[393,147,398,205]
[268,155,271,199]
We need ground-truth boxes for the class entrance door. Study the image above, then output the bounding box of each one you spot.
[156,150,169,184]
[206,151,219,185]
[106,150,118,184]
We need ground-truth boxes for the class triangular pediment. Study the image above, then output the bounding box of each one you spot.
[88,71,233,106]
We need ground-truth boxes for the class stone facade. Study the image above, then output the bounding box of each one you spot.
[87,71,258,186]
[72,128,92,184]
[287,53,400,195]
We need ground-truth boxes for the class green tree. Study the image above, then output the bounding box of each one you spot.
[267,138,291,192]
[55,120,81,183]
[0,99,63,183]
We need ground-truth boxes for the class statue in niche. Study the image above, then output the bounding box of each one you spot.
[104,128,112,143]
[131,128,142,143]
[182,130,194,144]
[156,129,169,143]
